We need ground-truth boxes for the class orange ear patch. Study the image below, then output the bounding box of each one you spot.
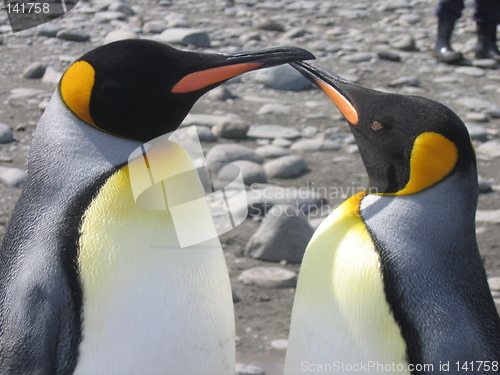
[60,61,97,127]
[315,78,359,126]
[171,62,263,93]
[392,132,458,195]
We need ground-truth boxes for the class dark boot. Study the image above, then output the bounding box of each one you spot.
[433,18,464,63]
[475,23,500,61]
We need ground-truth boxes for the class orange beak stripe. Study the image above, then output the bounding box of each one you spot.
[172,62,264,94]
[315,78,359,126]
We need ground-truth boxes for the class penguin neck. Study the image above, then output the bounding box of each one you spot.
[365,166,478,224]
[26,92,142,209]
[359,170,500,365]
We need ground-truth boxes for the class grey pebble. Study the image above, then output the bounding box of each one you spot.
[56,29,91,42]
[247,124,301,140]
[172,125,214,143]
[433,76,463,84]
[321,43,343,53]
[103,29,137,44]
[257,103,291,116]
[23,62,46,79]
[388,76,420,88]
[232,291,240,303]
[273,137,293,147]
[36,24,61,37]
[309,216,326,230]
[218,160,266,186]
[390,34,417,51]
[255,145,291,159]
[206,144,263,174]
[240,31,262,43]
[476,140,500,159]
[9,88,46,101]
[455,66,486,78]
[94,11,128,22]
[38,98,51,111]
[0,167,26,187]
[465,113,489,123]
[264,154,308,179]
[487,109,500,118]
[399,14,421,25]
[377,49,402,62]
[206,86,238,101]
[0,123,14,143]
[282,27,310,39]
[489,277,500,291]
[212,118,248,139]
[476,209,500,224]
[378,0,412,12]
[41,67,62,86]
[302,126,319,138]
[142,20,168,34]
[254,65,311,91]
[166,18,191,28]
[271,339,288,350]
[478,176,493,193]
[255,18,285,32]
[157,28,210,48]
[472,59,498,69]
[343,52,375,63]
[256,139,271,145]
[235,363,265,375]
[457,97,496,111]
[182,113,242,128]
[291,138,341,152]
[238,266,297,289]
[108,2,135,16]
[245,204,313,263]
[346,144,360,154]
[466,123,489,142]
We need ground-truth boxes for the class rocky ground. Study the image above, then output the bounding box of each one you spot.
[0,0,499,373]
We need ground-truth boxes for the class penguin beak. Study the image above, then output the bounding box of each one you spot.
[172,47,315,94]
[291,61,359,126]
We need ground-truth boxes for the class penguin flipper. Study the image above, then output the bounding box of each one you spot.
[0,239,81,375]
[0,183,86,374]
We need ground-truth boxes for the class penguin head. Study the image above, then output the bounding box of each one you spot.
[59,39,314,142]
[292,61,476,195]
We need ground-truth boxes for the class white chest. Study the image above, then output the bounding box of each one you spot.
[285,194,409,374]
[74,168,235,375]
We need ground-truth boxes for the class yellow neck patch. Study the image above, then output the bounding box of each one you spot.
[60,60,97,128]
[387,132,458,196]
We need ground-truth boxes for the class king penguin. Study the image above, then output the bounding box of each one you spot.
[0,39,314,375]
[284,61,500,374]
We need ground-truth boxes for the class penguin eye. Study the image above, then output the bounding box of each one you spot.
[371,121,383,131]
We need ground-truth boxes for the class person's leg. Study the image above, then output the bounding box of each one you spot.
[474,0,500,60]
[436,0,464,20]
[434,0,465,63]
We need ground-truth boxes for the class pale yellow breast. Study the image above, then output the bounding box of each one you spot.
[285,192,409,374]
[75,142,235,374]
